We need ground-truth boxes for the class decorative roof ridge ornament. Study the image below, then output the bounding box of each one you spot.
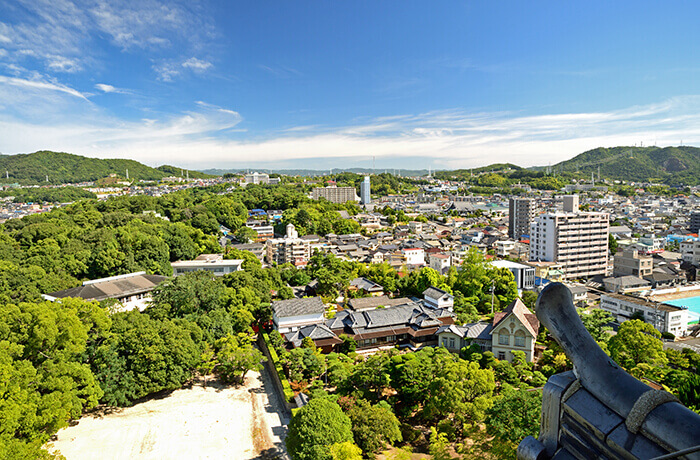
[517,282,700,460]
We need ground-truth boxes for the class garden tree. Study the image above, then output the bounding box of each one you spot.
[225,247,262,269]
[356,262,399,293]
[325,353,354,387]
[203,196,248,231]
[286,397,354,460]
[330,441,363,460]
[234,225,258,244]
[151,271,227,317]
[390,347,450,413]
[453,290,480,324]
[428,427,451,460]
[338,334,357,354]
[451,248,518,314]
[609,234,619,255]
[307,251,355,297]
[422,359,496,429]
[92,310,201,405]
[608,319,668,370]
[485,389,542,444]
[579,308,614,343]
[211,333,265,384]
[342,352,393,400]
[678,374,700,412]
[285,347,325,382]
[521,291,539,309]
[398,266,448,297]
[343,398,402,454]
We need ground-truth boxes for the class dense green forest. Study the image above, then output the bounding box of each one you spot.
[0,186,97,203]
[155,165,216,179]
[0,151,210,185]
[554,146,700,185]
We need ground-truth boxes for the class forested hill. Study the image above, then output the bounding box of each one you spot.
[554,146,700,184]
[0,151,212,184]
[156,165,216,179]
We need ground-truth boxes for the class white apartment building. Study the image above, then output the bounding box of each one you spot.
[530,195,609,280]
[402,247,426,266]
[600,293,688,336]
[265,224,312,267]
[680,239,700,265]
[244,172,270,185]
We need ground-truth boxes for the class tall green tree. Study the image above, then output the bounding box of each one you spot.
[608,320,668,370]
[286,398,354,460]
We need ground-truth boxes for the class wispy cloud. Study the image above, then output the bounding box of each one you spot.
[0,75,88,100]
[258,64,302,78]
[182,57,213,72]
[94,83,131,94]
[0,0,215,76]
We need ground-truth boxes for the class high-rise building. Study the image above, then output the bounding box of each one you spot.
[529,195,609,280]
[508,197,536,239]
[690,212,700,234]
[360,176,371,204]
[312,186,357,203]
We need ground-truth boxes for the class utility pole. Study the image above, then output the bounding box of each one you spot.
[126,169,129,180]
[491,280,496,315]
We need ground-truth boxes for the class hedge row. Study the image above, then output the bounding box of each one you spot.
[263,332,295,403]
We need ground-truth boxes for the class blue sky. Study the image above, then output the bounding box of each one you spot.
[1,1,700,170]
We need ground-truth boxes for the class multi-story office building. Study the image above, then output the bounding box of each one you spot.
[508,197,536,239]
[529,195,609,280]
[312,186,357,204]
[265,224,312,267]
[613,248,653,277]
[360,176,371,204]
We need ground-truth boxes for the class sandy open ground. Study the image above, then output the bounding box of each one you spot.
[49,368,290,460]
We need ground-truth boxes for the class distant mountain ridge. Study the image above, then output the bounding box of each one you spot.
[553,146,700,184]
[199,167,432,177]
[0,151,212,184]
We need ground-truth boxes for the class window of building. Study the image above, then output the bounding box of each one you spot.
[498,352,506,360]
[514,331,526,347]
[449,338,455,349]
[499,332,509,346]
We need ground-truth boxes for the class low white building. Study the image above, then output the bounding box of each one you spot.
[272,297,327,333]
[491,259,536,292]
[496,240,516,257]
[599,293,688,336]
[42,272,167,312]
[423,286,454,311]
[402,247,426,266]
[171,254,244,276]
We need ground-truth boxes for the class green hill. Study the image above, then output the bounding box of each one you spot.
[0,151,217,185]
[156,165,217,179]
[554,146,700,184]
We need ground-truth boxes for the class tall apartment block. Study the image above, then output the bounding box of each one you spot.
[529,195,609,280]
[690,211,700,234]
[311,186,357,204]
[265,224,312,266]
[360,176,371,204]
[508,197,536,239]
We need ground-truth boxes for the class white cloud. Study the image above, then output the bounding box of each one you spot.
[0,75,88,100]
[94,83,130,94]
[182,57,212,71]
[153,62,180,82]
[2,86,700,170]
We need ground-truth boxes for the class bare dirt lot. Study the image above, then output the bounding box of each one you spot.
[48,368,289,460]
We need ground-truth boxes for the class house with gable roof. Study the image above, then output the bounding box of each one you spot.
[437,298,539,362]
[491,298,539,362]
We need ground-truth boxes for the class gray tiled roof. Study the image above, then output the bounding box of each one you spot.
[423,286,452,300]
[273,297,325,318]
[46,273,167,301]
